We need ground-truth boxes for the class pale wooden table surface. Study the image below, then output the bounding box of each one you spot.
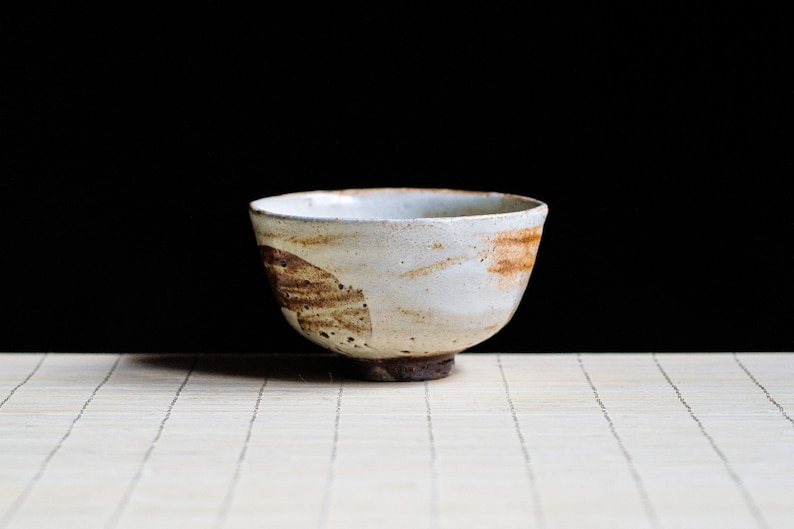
[1,352,792,529]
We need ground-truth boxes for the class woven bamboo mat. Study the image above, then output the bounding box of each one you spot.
[1,352,792,529]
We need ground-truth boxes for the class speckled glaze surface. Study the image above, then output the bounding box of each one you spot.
[249,188,548,381]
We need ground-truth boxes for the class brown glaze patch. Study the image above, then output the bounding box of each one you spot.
[259,246,372,341]
[400,255,467,278]
[485,227,543,288]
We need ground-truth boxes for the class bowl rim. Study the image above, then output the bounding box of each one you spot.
[249,187,548,223]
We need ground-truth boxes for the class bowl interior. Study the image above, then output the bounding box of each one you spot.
[250,188,544,220]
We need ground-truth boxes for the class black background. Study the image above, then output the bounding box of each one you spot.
[4,5,792,354]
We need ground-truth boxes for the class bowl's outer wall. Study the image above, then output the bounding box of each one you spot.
[249,199,548,360]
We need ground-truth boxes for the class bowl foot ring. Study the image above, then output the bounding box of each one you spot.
[341,352,456,382]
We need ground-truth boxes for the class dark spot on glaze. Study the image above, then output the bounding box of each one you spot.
[320,332,330,338]
[347,337,355,342]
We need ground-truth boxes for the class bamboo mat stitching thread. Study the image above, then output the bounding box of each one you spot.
[497,353,547,529]
[212,374,269,529]
[0,353,48,410]
[577,353,661,529]
[0,353,122,529]
[733,353,794,429]
[652,353,770,529]
[106,354,198,529]
[317,383,344,529]
[424,380,440,529]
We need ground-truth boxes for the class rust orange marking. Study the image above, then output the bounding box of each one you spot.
[286,233,346,246]
[400,255,467,278]
[396,307,433,322]
[484,226,543,289]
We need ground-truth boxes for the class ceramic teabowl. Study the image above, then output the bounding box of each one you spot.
[249,188,548,381]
